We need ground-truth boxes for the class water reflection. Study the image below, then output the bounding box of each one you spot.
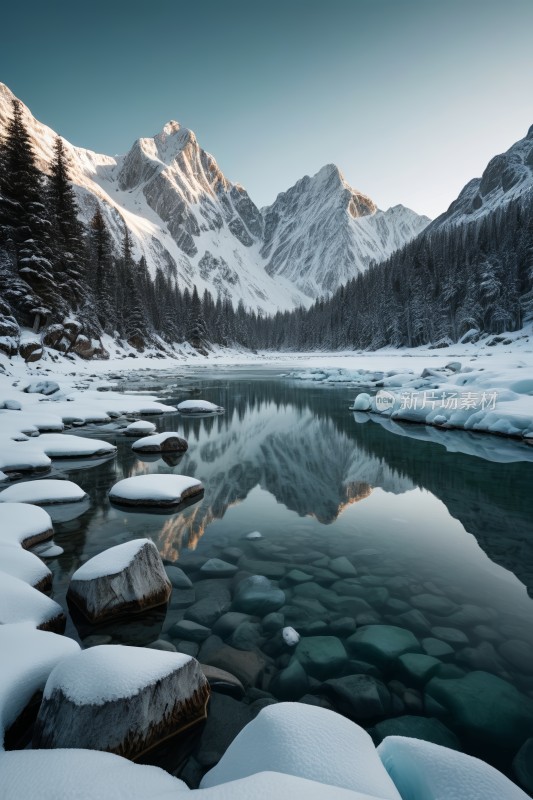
[49,372,533,600]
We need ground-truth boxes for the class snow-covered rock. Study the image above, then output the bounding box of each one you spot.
[33,645,210,759]
[178,399,225,414]
[378,736,529,800]
[0,546,52,590]
[0,440,52,474]
[23,380,60,396]
[0,502,53,548]
[68,539,172,623]
[351,393,372,411]
[109,474,203,507]
[36,433,117,459]
[198,772,387,799]
[201,702,402,799]
[0,623,79,748]
[0,479,87,505]
[132,431,188,453]
[124,420,157,436]
[0,572,65,631]
[0,748,189,800]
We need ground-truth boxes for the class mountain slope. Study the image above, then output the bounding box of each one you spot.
[429,124,533,230]
[261,164,430,296]
[0,83,307,313]
[0,83,429,311]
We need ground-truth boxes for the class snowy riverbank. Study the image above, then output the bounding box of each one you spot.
[0,338,532,798]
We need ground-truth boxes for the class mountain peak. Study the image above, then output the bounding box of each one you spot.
[161,120,182,136]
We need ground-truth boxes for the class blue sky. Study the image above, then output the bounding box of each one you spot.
[1,0,532,217]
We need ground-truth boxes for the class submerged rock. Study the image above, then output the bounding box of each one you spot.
[33,645,210,759]
[318,674,392,720]
[513,738,533,795]
[294,636,348,680]
[347,625,420,668]
[425,670,533,754]
[67,539,172,624]
[233,575,286,616]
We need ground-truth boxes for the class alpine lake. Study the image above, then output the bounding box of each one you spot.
[41,366,533,788]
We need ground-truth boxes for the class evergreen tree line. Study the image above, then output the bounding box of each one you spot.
[1,96,532,357]
[237,193,533,351]
[0,98,242,356]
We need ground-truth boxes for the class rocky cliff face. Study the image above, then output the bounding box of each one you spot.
[261,164,430,296]
[429,124,533,230]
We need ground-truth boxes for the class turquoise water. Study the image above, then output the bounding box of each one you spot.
[42,368,533,780]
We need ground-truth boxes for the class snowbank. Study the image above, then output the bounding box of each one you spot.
[0,572,65,630]
[0,748,189,799]
[201,702,401,799]
[378,736,529,799]
[0,623,79,747]
[0,503,53,548]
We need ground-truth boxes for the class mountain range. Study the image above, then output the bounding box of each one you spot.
[0,83,429,312]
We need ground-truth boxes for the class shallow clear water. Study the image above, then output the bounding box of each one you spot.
[41,367,533,778]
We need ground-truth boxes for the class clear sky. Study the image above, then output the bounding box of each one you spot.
[1,0,532,218]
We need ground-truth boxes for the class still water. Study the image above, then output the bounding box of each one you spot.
[44,367,533,778]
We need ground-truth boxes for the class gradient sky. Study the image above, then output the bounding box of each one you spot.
[1,0,532,218]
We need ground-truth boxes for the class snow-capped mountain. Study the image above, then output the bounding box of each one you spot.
[429,123,533,230]
[261,164,430,296]
[0,83,429,310]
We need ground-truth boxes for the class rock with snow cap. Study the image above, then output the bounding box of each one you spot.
[67,539,172,624]
[132,431,188,453]
[33,644,210,759]
[109,474,203,507]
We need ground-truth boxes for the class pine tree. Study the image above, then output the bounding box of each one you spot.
[0,98,55,328]
[48,136,86,308]
[88,206,114,331]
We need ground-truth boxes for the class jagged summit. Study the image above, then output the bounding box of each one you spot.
[261,164,427,296]
[0,82,429,308]
[429,123,533,230]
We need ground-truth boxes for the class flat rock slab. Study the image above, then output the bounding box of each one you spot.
[177,400,224,414]
[132,432,188,453]
[0,546,52,591]
[109,474,203,507]
[0,479,87,505]
[68,539,172,623]
[33,644,210,760]
[0,502,53,549]
[37,434,117,459]
[124,420,157,436]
